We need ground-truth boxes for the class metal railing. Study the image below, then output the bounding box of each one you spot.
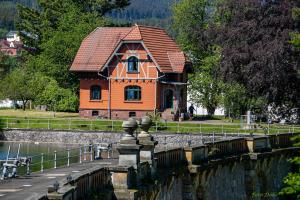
[0,144,114,178]
[0,117,299,134]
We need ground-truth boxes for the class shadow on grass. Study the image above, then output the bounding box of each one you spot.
[192,115,224,121]
[0,118,4,140]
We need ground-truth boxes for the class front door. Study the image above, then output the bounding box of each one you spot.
[164,89,174,109]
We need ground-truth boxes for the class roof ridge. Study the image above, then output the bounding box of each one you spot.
[121,25,142,41]
[81,27,101,42]
[135,24,165,30]
[121,26,136,41]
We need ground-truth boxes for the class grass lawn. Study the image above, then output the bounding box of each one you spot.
[0,109,299,134]
[0,109,79,118]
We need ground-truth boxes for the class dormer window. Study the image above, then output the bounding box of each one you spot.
[127,56,139,73]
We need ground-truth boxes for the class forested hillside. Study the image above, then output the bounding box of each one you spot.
[0,0,38,31]
[108,0,179,30]
[0,0,177,36]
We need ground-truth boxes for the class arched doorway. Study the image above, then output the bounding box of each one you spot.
[164,89,174,109]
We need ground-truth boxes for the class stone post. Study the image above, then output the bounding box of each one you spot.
[137,116,158,164]
[117,118,142,169]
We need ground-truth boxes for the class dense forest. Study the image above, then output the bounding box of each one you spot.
[108,0,179,30]
[0,0,177,36]
[0,0,38,31]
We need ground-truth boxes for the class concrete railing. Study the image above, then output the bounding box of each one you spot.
[47,166,111,200]
[154,148,185,168]
[269,132,295,148]
[182,132,299,165]
[45,132,299,200]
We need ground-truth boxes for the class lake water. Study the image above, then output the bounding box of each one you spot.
[0,142,81,175]
[0,142,79,160]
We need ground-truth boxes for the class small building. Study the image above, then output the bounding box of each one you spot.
[6,31,21,42]
[70,25,192,120]
[0,31,22,56]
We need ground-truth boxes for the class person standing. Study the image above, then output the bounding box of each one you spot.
[189,104,196,119]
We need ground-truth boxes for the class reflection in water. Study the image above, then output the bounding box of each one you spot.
[0,142,79,160]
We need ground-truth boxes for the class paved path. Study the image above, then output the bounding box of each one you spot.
[0,159,117,200]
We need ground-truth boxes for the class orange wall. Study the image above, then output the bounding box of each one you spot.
[110,80,156,110]
[79,43,159,111]
[109,43,158,79]
[79,79,109,109]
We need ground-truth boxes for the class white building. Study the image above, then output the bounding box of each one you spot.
[187,95,225,116]
[6,31,20,42]
[0,99,15,108]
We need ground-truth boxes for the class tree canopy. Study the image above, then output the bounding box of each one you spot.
[173,0,225,116]
[215,0,300,108]
[0,67,47,110]
[0,0,130,111]
[173,0,300,117]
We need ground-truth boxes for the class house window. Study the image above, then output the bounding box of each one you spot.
[90,85,101,100]
[125,86,141,101]
[127,56,139,73]
[92,110,99,116]
[129,112,136,117]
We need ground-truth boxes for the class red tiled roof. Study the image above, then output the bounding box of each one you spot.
[70,25,189,73]
[167,52,186,73]
[0,39,10,48]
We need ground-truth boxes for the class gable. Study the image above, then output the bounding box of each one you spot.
[108,42,159,79]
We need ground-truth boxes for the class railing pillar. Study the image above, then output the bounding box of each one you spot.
[117,118,141,169]
[90,145,93,162]
[26,162,30,175]
[41,153,44,172]
[54,151,57,169]
[84,146,87,161]
[79,146,82,164]
[67,149,70,167]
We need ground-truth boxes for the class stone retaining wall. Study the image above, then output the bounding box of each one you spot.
[0,129,237,149]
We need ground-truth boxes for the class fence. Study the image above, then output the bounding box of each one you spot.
[0,144,114,177]
[0,117,300,134]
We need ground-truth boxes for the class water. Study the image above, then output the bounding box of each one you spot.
[0,142,81,175]
[0,142,79,160]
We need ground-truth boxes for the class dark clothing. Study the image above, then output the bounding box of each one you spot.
[189,105,195,116]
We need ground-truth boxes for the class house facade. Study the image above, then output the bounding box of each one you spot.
[70,25,192,120]
[0,31,22,56]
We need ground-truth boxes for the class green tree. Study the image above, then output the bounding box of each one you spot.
[0,28,8,38]
[14,0,130,112]
[173,0,224,116]
[35,79,78,112]
[173,0,211,64]
[188,47,223,116]
[279,4,300,199]
[222,83,248,118]
[279,134,300,199]
[0,67,48,110]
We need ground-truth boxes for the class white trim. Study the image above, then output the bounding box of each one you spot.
[126,55,140,74]
[102,40,161,73]
[140,62,146,78]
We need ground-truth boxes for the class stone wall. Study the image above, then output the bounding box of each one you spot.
[0,129,237,149]
[136,150,294,200]
[189,154,292,200]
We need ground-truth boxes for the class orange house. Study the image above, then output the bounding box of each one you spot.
[70,25,192,120]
